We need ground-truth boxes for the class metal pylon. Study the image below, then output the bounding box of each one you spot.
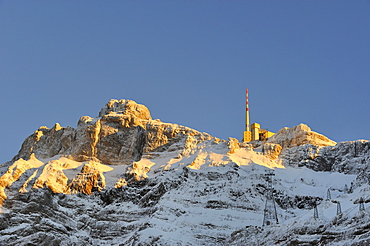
[313,203,319,220]
[337,201,342,215]
[262,170,278,226]
[344,184,349,194]
[359,197,365,211]
[326,188,331,201]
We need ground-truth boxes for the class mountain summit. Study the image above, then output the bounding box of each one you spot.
[0,99,369,245]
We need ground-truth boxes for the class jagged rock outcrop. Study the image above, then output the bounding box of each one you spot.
[282,140,370,190]
[144,120,213,156]
[32,159,70,194]
[12,99,213,166]
[13,99,150,165]
[272,125,370,189]
[68,161,106,195]
[227,137,240,154]
[98,99,151,121]
[0,153,43,206]
[12,124,75,162]
[0,99,215,206]
[262,143,282,159]
[268,123,336,149]
[282,140,370,173]
[70,115,147,164]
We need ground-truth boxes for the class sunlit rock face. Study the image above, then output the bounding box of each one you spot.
[12,99,213,165]
[68,161,106,195]
[13,99,150,165]
[0,99,215,201]
[144,120,213,155]
[262,143,282,159]
[70,114,147,165]
[98,99,152,121]
[267,123,336,149]
[13,124,76,162]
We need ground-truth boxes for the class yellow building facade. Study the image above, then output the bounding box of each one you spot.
[243,124,274,142]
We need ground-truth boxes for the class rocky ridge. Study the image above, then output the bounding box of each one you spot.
[0,99,369,245]
[1,99,214,205]
[13,99,212,165]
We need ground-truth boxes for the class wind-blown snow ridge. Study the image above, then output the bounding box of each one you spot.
[0,99,369,245]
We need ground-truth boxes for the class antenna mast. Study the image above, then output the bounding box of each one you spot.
[245,89,250,132]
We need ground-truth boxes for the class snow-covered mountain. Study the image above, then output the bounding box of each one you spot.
[0,99,369,246]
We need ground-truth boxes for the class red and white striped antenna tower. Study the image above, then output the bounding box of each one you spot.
[245,89,250,132]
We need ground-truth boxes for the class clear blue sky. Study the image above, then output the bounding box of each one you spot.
[1,1,369,163]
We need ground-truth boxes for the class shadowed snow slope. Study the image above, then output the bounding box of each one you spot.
[0,99,369,245]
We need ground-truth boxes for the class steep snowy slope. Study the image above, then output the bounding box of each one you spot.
[0,99,369,246]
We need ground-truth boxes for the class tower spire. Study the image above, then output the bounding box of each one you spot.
[245,89,250,131]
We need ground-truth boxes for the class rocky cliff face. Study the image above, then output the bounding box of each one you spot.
[12,99,151,165]
[267,123,337,149]
[12,99,212,166]
[0,99,214,206]
[0,99,369,246]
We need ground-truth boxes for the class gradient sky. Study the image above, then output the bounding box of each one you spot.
[1,1,369,164]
